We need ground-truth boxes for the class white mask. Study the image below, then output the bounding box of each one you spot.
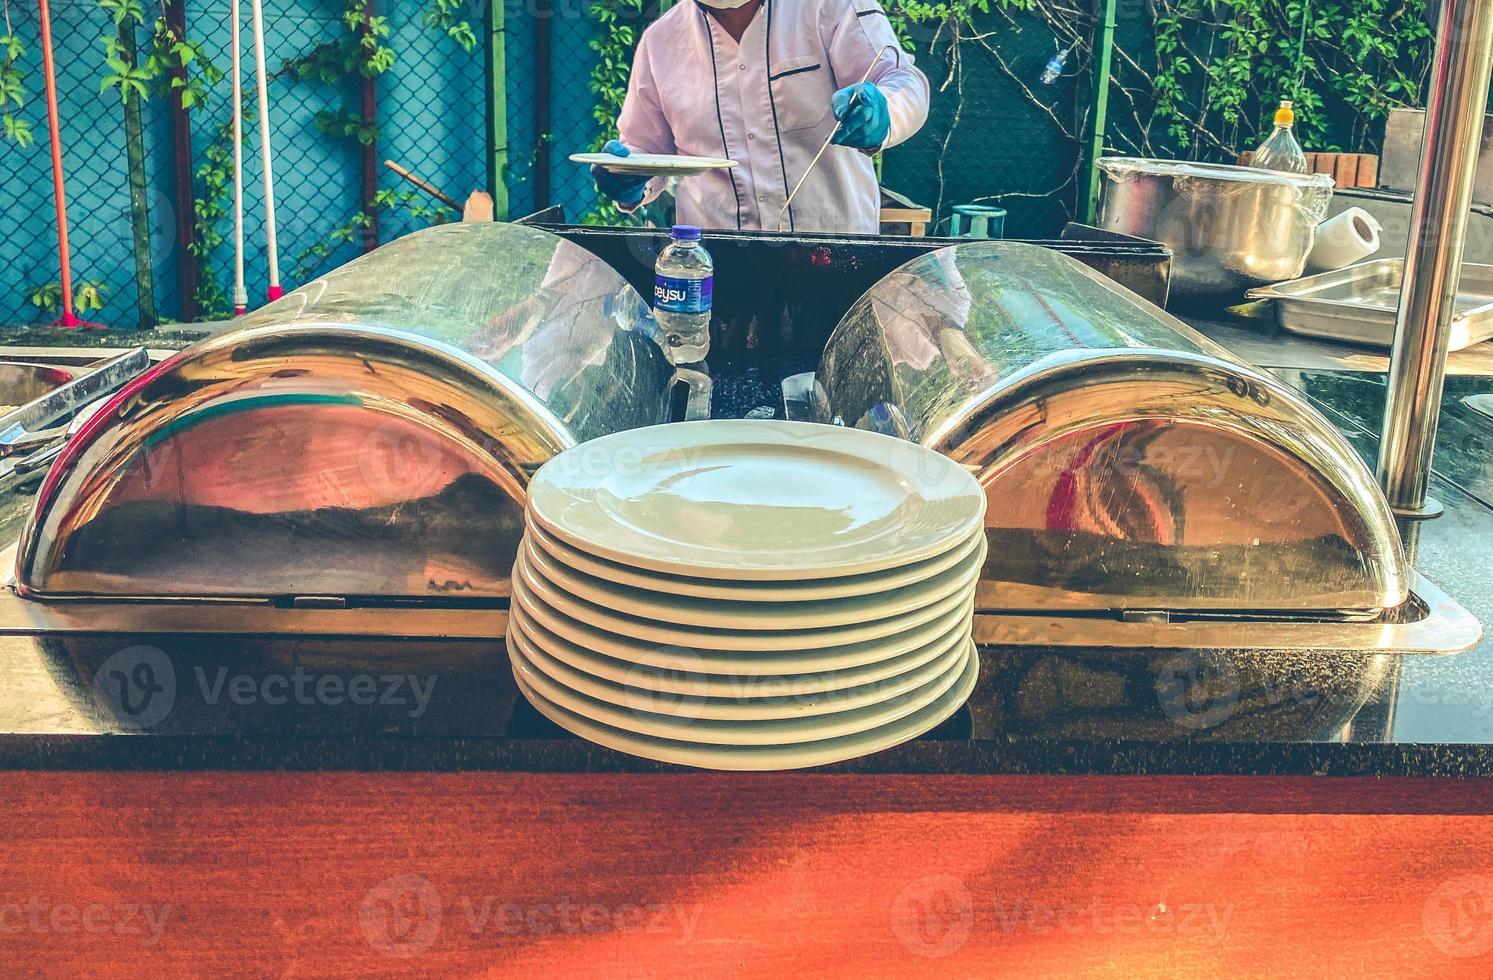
[695,0,755,8]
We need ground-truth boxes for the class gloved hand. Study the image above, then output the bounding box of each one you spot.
[590,140,650,207]
[830,82,890,150]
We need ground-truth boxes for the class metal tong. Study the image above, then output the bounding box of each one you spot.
[776,44,891,232]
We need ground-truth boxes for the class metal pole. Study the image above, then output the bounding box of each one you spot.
[533,0,551,209]
[1080,0,1117,225]
[250,0,283,295]
[36,0,76,327]
[355,0,378,254]
[485,0,509,219]
[231,0,247,316]
[1377,0,1493,517]
[165,0,198,320]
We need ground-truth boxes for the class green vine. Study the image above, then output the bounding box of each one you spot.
[0,0,31,147]
[145,16,222,111]
[423,0,478,53]
[285,1,472,279]
[291,188,453,282]
[190,100,253,319]
[26,280,108,317]
[1140,0,1432,157]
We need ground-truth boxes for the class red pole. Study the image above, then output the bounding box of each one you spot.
[36,0,78,328]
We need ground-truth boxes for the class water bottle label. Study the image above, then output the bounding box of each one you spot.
[654,274,713,315]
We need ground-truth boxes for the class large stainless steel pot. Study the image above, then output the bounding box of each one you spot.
[15,222,683,604]
[1097,157,1334,302]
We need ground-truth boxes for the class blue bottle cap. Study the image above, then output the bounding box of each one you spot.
[671,225,702,241]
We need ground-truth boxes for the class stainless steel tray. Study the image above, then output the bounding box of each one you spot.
[1248,258,1493,351]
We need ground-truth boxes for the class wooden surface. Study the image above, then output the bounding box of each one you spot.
[1237,150,1380,188]
[1,773,1491,976]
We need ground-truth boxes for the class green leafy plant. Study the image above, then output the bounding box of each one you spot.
[315,107,380,146]
[0,0,31,147]
[291,188,453,282]
[100,36,151,102]
[1137,0,1432,158]
[141,14,224,111]
[25,280,109,317]
[286,0,395,83]
[189,98,256,319]
[424,0,477,53]
[584,0,649,224]
[98,0,158,327]
[285,1,475,281]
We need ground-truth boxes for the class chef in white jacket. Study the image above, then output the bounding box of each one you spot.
[591,0,929,234]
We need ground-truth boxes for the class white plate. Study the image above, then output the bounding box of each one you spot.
[512,574,975,674]
[511,634,965,745]
[568,152,738,177]
[525,518,987,603]
[512,641,978,770]
[515,550,976,653]
[508,615,968,721]
[522,532,985,630]
[508,601,971,694]
[527,420,986,581]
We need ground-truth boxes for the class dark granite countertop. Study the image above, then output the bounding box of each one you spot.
[0,315,1491,778]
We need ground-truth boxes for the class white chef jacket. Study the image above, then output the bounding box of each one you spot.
[616,0,929,234]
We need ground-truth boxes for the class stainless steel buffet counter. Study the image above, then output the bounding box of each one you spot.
[0,227,1488,775]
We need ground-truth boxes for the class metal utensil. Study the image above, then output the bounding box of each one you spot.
[14,396,110,475]
[1247,258,1493,351]
[1096,157,1334,302]
[777,44,890,232]
[0,348,149,460]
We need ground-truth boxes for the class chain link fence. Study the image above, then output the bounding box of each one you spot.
[0,0,1432,329]
[1,0,505,329]
[2,0,151,328]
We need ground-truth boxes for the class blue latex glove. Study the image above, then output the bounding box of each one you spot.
[590,140,650,207]
[830,82,890,150]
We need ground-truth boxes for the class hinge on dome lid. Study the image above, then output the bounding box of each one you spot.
[291,595,348,609]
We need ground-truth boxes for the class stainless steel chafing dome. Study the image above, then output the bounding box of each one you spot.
[17,222,678,602]
[813,241,1408,616]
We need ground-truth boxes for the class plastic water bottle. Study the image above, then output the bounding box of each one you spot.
[653,225,712,363]
[1040,43,1073,85]
[1253,100,1308,174]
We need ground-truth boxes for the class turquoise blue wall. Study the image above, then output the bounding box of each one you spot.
[0,0,556,328]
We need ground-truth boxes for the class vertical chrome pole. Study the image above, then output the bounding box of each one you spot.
[1378,0,1493,517]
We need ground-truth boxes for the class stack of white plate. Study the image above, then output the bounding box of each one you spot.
[506,420,987,770]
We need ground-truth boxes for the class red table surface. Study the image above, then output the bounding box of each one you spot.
[1,772,1491,977]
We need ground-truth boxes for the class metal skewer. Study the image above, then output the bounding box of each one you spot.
[250,0,283,301]
[231,0,247,316]
[777,44,890,232]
